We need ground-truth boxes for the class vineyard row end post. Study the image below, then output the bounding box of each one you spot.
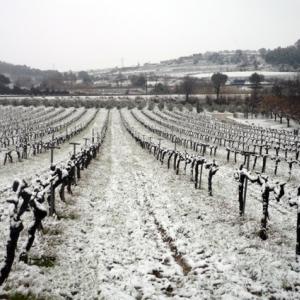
[242,152,253,216]
[49,145,60,216]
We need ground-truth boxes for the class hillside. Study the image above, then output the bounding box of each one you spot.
[90,49,268,78]
[90,40,300,78]
[1,39,299,91]
[0,61,61,87]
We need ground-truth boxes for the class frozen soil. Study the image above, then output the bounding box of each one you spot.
[0,109,299,299]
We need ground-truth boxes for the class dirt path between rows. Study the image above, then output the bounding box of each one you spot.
[31,110,196,299]
[2,109,299,300]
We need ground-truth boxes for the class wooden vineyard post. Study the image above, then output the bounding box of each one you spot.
[242,151,255,216]
[179,130,182,147]
[297,208,300,260]
[289,187,300,261]
[242,136,245,151]
[199,162,204,189]
[49,144,60,216]
[69,142,80,184]
[157,138,163,160]
[149,137,152,153]
[158,138,162,149]
[262,154,268,173]
[92,128,95,143]
[97,130,102,142]
[69,142,80,156]
[83,137,89,147]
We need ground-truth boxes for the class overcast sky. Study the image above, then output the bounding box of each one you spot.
[0,0,299,71]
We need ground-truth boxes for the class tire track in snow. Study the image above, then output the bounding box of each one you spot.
[133,171,192,276]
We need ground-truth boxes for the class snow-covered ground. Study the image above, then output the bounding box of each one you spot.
[227,115,299,130]
[192,71,297,80]
[0,109,299,299]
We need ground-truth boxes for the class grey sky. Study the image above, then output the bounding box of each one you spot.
[0,0,299,71]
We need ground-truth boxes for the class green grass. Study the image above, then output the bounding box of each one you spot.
[28,255,56,268]
[7,292,47,300]
[57,211,79,220]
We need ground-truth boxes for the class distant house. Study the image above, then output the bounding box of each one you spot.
[230,79,246,86]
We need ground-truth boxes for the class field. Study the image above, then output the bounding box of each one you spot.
[0,105,299,300]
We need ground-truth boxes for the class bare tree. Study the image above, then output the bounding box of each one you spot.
[249,72,264,115]
[211,72,228,100]
[181,76,197,102]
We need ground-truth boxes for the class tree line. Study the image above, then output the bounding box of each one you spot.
[0,73,69,95]
[263,39,300,70]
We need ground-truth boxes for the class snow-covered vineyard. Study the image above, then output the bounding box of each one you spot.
[0,105,300,300]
